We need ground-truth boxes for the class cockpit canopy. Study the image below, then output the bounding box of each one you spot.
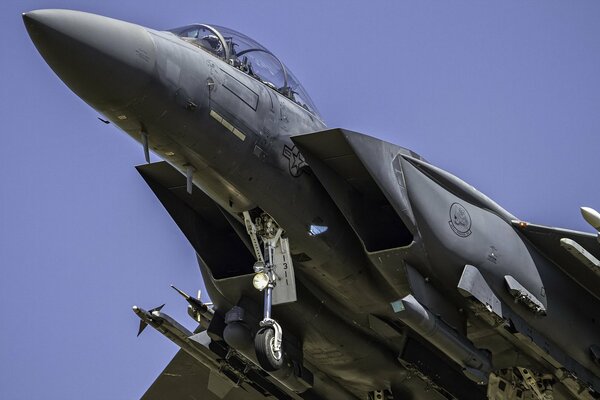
[169,24,321,118]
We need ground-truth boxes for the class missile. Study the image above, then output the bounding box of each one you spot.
[171,285,208,311]
[133,304,164,336]
[557,208,600,272]
[171,285,213,328]
[132,304,331,399]
[132,305,221,372]
[133,286,212,339]
[581,207,600,233]
[133,305,193,346]
[393,295,491,384]
[560,238,600,273]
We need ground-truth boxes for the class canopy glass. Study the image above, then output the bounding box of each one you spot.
[169,24,321,118]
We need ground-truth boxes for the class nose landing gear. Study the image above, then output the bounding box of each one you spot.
[243,211,296,371]
[255,322,284,371]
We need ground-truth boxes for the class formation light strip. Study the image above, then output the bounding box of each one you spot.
[210,109,246,141]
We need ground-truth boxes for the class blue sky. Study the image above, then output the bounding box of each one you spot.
[1,1,600,399]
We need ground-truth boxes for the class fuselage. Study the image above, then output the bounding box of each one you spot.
[24,9,600,398]
[137,26,413,391]
[24,9,406,392]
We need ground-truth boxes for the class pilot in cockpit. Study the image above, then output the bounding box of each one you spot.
[198,34,222,54]
[170,24,323,120]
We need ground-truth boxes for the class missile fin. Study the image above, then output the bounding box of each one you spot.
[137,320,148,337]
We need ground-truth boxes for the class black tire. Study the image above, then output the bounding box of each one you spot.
[254,327,284,371]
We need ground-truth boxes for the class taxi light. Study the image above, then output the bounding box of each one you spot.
[253,272,269,291]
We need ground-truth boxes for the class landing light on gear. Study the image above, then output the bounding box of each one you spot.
[252,272,270,291]
[243,211,296,371]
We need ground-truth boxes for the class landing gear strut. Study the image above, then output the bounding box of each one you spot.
[243,211,295,371]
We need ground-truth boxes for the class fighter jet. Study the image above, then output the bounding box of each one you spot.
[24,9,599,400]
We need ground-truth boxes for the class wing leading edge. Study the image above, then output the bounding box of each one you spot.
[513,221,600,300]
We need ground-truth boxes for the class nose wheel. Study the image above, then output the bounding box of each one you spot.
[255,324,284,371]
[243,211,295,372]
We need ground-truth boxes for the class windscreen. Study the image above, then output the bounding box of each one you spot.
[169,24,322,119]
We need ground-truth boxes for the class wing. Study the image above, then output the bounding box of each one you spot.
[513,221,600,300]
[141,349,266,400]
[135,162,299,400]
[136,161,256,282]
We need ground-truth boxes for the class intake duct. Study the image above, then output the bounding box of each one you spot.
[292,129,417,252]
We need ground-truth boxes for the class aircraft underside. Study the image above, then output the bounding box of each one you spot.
[23,9,600,400]
[133,142,600,400]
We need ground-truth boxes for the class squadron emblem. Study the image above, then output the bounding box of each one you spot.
[448,202,472,237]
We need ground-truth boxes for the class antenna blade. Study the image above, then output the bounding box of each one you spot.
[141,131,150,164]
[186,165,194,194]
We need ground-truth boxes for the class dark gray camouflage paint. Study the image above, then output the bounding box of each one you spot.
[24,9,599,400]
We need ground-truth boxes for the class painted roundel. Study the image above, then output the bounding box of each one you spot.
[448,202,472,237]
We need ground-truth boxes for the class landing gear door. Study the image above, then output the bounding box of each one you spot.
[272,237,297,305]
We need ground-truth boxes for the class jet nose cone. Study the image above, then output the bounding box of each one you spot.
[24,9,156,110]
